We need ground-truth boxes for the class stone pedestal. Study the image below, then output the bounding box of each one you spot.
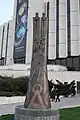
[15,105,60,120]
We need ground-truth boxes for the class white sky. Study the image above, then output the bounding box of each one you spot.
[0,0,14,25]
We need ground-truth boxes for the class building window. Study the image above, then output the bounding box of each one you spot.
[47,2,49,61]
[1,26,5,59]
[5,23,9,65]
[14,57,25,64]
[56,0,59,58]
[0,57,5,65]
[67,0,71,56]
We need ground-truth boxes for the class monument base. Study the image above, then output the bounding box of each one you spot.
[14,105,60,120]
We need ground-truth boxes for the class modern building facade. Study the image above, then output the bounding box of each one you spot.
[0,20,15,66]
[0,0,80,71]
[47,0,80,71]
[23,0,80,71]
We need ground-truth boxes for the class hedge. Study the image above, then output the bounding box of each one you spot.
[0,76,29,96]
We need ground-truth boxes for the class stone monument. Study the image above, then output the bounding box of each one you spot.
[15,13,60,120]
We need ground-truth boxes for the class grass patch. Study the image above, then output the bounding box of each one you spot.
[0,107,80,120]
[60,107,80,120]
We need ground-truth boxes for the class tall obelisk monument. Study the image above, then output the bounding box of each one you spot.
[15,12,59,120]
[24,12,51,109]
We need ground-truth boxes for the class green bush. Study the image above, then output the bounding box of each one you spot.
[0,92,24,97]
[0,76,29,96]
[0,114,14,120]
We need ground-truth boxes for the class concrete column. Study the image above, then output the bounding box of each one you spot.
[2,23,8,59]
[48,0,56,59]
[6,20,14,65]
[70,0,79,56]
[44,1,48,14]
[0,25,3,58]
[59,0,67,57]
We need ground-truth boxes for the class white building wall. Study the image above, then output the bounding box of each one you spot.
[48,0,56,59]
[25,0,44,64]
[2,23,8,59]
[0,25,3,58]
[6,20,15,65]
[59,0,67,57]
[0,64,79,87]
[70,0,79,56]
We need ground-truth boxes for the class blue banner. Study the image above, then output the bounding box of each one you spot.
[14,0,28,61]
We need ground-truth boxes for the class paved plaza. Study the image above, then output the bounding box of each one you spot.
[0,95,80,115]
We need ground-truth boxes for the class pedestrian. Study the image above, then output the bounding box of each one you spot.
[50,89,56,101]
[55,88,60,102]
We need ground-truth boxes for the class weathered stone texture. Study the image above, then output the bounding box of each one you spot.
[24,13,51,109]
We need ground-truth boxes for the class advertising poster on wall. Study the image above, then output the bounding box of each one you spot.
[14,0,28,63]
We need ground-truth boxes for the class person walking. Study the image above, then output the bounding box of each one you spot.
[50,89,56,101]
[55,88,60,102]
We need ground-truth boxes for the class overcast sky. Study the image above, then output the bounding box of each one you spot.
[0,0,14,25]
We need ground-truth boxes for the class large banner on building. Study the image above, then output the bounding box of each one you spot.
[14,0,28,62]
